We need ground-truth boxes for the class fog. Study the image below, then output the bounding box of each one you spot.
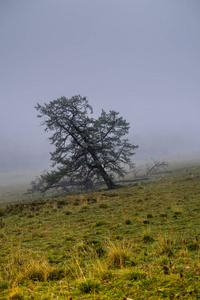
[1,0,200,186]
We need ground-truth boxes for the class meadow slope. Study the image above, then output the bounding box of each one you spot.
[0,164,200,299]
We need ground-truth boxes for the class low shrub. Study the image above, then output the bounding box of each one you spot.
[0,208,6,217]
[0,218,5,228]
[124,270,146,281]
[94,220,107,227]
[143,220,149,224]
[156,235,175,257]
[0,279,9,291]
[47,267,66,281]
[78,278,100,293]
[187,242,199,251]
[64,210,72,215]
[147,213,153,219]
[99,203,108,209]
[125,219,132,225]
[106,241,132,269]
[160,213,167,217]
[142,232,154,243]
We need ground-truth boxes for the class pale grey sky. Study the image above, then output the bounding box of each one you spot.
[0,0,200,176]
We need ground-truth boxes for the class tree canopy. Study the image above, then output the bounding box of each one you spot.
[31,95,138,193]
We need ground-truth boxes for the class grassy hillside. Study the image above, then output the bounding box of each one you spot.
[0,164,200,299]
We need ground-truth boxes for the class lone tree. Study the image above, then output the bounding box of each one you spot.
[31,95,138,193]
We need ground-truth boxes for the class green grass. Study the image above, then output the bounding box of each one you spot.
[0,164,200,299]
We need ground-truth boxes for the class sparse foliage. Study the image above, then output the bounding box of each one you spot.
[30,95,138,193]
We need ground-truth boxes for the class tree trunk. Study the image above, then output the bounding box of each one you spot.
[97,164,116,189]
[84,141,116,189]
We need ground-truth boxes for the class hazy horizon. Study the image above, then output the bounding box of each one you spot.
[1,0,200,185]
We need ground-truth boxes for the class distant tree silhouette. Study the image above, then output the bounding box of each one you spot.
[146,158,169,176]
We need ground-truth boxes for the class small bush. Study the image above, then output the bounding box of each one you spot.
[0,279,9,291]
[143,220,149,224]
[156,255,169,266]
[93,243,105,258]
[78,278,100,293]
[19,212,27,217]
[57,200,68,207]
[99,269,113,281]
[80,205,88,211]
[173,211,182,215]
[0,218,5,228]
[64,210,72,215]
[125,219,132,225]
[65,235,75,241]
[94,244,105,258]
[147,213,153,219]
[27,213,34,218]
[157,235,175,257]
[47,268,66,281]
[142,232,154,243]
[125,270,146,281]
[28,269,46,282]
[85,239,106,258]
[187,242,199,251]
[106,241,132,269]
[0,231,7,240]
[0,208,6,217]
[74,241,96,258]
[160,213,167,217]
[173,211,182,218]
[94,220,106,227]
[73,200,80,206]
[138,185,144,189]
[99,203,108,209]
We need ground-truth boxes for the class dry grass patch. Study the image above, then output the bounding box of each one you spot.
[156,234,175,257]
[4,249,65,285]
[106,240,133,269]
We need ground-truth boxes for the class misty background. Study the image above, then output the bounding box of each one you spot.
[1,0,200,186]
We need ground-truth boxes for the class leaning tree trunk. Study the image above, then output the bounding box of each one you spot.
[84,141,116,189]
[97,164,116,189]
